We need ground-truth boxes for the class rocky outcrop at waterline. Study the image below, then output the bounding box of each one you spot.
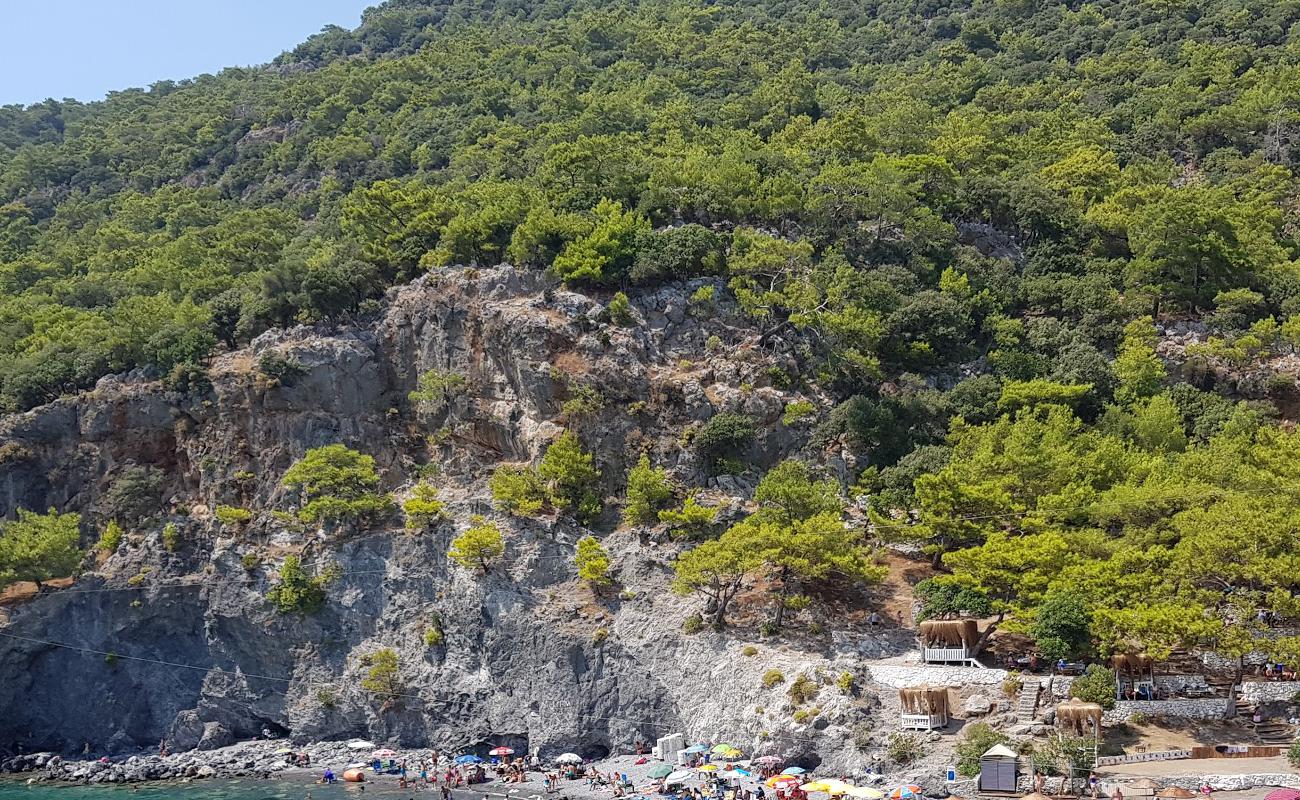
[0,266,905,774]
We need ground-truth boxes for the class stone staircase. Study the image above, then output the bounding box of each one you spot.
[1016,677,1041,720]
[1253,719,1296,745]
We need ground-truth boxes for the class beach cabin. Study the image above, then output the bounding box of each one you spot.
[919,619,981,665]
[1112,653,1155,701]
[654,733,683,762]
[899,685,950,731]
[977,744,1018,793]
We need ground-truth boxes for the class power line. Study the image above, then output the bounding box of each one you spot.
[0,631,677,732]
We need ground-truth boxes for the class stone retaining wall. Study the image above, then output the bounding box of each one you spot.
[864,665,1009,689]
[1238,681,1300,703]
[1102,698,1231,724]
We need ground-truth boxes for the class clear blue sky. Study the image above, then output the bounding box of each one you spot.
[0,0,374,106]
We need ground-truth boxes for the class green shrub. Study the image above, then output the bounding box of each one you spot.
[956,723,1011,776]
[1070,664,1117,710]
[852,724,874,752]
[682,613,704,634]
[1002,671,1024,698]
[258,351,306,384]
[658,496,718,539]
[281,444,394,524]
[591,627,609,644]
[609,291,632,325]
[361,648,402,701]
[448,515,505,572]
[316,688,338,709]
[1289,739,1300,768]
[241,553,262,571]
[623,453,673,526]
[575,535,612,585]
[689,285,716,306]
[161,522,180,552]
[692,412,755,470]
[762,669,785,688]
[887,732,922,765]
[104,466,163,526]
[742,645,758,657]
[561,384,605,419]
[215,505,252,526]
[97,520,124,553]
[423,623,445,647]
[402,482,448,529]
[489,464,547,515]
[836,671,855,694]
[408,369,467,412]
[782,400,816,425]
[265,555,338,614]
[537,431,602,520]
[788,673,819,705]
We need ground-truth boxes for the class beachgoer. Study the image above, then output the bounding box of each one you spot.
[868,611,880,626]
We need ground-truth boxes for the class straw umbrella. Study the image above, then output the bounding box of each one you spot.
[1155,789,1196,799]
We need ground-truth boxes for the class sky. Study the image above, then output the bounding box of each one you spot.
[0,0,375,106]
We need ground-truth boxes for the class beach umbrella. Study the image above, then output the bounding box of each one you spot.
[1156,790,1197,800]
[712,744,739,754]
[556,753,583,764]
[755,756,783,765]
[1264,791,1300,800]
[373,749,398,759]
[649,765,675,779]
[848,788,884,799]
[275,747,295,755]
[348,741,377,750]
[666,770,695,784]
[683,744,709,754]
[455,754,483,765]
[804,780,853,795]
[490,747,515,756]
[782,767,807,776]
[768,776,802,788]
[887,786,924,800]
[699,764,719,772]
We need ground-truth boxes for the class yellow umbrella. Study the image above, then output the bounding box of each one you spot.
[699,764,719,772]
[848,789,884,799]
[804,781,853,795]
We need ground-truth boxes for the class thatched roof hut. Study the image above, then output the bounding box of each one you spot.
[899,685,950,716]
[1056,698,1103,735]
[1110,653,1153,675]
[919,619,980,647]
[1155,788,1196,799]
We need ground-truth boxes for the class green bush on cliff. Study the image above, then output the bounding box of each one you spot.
[537,432,602,520]
[361,648,403,702]
[575,535,612,586]
[489,465,547,516]
[0,509,82,590]
[448,516,505,573]
[265,555,339,614]
[281,445,394,525]
[402,483,447,529]
[623,454,673,526]
[97,520,124,553]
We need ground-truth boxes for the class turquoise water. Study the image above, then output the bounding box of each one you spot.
[0,777,443,800]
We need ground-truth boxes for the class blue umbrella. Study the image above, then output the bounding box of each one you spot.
[782,767,806,776]
[683,745,708,754]
[455,754,484,764]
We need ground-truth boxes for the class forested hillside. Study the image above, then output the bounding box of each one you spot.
[5,0,1300,684]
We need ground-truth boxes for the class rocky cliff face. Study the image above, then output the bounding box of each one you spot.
[0,267,905,772]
